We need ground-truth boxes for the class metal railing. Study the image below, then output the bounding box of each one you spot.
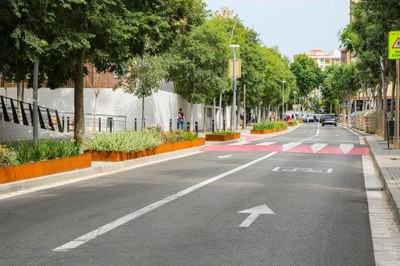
[0,95,127,133]
[0,95,63,132]
[61,112,127,133]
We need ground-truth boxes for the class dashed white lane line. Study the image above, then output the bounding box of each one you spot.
[53,152,278,252]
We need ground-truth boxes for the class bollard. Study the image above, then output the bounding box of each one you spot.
[107,117,113,132]
[62,116,65,132]
[177,119,179,130]
[223,119,226,131]
[186,121,190,132]
[134,118,137,131]
[212,119,215,132]
[195,121,198,135]
[169,119,172,132]
[98,117,101,132]
[388,120,395,149]
[67,116,70,132]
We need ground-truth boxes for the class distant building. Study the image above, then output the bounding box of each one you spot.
[297,49,342,71]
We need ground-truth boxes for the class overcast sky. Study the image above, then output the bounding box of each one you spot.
[203,0,350,59]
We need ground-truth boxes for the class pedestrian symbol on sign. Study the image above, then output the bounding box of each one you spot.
[392,37,400,49]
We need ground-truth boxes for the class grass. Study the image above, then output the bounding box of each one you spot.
[209,130,236,136]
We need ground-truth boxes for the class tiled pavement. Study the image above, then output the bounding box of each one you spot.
[366,135,400,226]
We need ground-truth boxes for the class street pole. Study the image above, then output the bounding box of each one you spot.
[230,44,240,131]
[243,84,246,129]
[395,59,400,148]
[281,80,286,120]
[33,60,39,146]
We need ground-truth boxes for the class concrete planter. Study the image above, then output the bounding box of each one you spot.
[0,153,92,185]
[205,133,241,141]
[88,138,205,162]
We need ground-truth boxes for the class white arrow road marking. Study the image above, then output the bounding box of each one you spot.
[239,205,275,228]
[256,142,276,146]
[218,154,232,159]
[340,144,354,154]
[53,152,278,252]
[359,136,366,145]
[282,142,301,151]
[311,143,327,153]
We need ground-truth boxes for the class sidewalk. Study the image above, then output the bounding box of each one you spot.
[365,135,400,227]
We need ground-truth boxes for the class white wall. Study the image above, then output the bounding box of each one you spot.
[0,87,231,133]
[0,120,69,142]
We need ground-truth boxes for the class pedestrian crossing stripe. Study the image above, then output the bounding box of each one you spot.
[202,143,369,155]
[392,37,400,49]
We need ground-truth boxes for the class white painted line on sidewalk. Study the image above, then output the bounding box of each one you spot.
[53,152,278,252]
[229,142,248,146]
[218,154,232,159]
[311,143,327,153]
[339,144,354,154]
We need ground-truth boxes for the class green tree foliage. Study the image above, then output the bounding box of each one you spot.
[120,55,167,130]
[167,16,231,124]
[0,0,206,143]
[290,55,323,110]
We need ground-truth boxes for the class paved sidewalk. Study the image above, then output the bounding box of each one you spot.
[365,135,400,227]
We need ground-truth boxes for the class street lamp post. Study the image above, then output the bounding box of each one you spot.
[229,44,240,130]
[282,81,285,120]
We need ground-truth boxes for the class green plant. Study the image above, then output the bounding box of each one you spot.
[253,121,275,130]
[13,139,81,164]
[210,130,235,136]
[274,121,287,129]
[83,130,164,152]
[0,145,18,167]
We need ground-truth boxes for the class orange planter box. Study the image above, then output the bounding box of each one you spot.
[89,138,205,162]
[250,129,275,134]
[0,153,92,185]
[205,133,241,141]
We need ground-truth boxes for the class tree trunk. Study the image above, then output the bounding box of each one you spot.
[141,96,145,131]
[74,57,85,144]
[203,105,207,133]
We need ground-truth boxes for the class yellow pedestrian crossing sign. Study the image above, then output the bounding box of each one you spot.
[389,31,400,59]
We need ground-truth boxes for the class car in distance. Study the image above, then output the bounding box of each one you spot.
[322,114,337,126]
[302,114,314,123]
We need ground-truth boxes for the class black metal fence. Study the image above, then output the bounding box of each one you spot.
[0,95,127,133]
[0,95,63,132]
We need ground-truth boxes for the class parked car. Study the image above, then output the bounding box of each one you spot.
[322,114,337,126]
[303,114,314,123]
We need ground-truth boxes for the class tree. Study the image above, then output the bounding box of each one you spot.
[0,0,207,143]
[120,55,167,130]
[290,55,323,111]
[167,16,230,129]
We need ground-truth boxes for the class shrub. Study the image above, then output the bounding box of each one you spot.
[13,139,81,165]
[274,121,287,129]
[83,130,164,152]
[253,121,275,130]
[210,130,235,136]
[0,145,18,167]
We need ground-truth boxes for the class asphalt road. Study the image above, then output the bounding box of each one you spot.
[0,122,375,265]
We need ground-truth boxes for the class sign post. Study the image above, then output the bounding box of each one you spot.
[389,31,400,148]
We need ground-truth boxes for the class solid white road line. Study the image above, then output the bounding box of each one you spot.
[53,152,278,252]
[310,143,327,153]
